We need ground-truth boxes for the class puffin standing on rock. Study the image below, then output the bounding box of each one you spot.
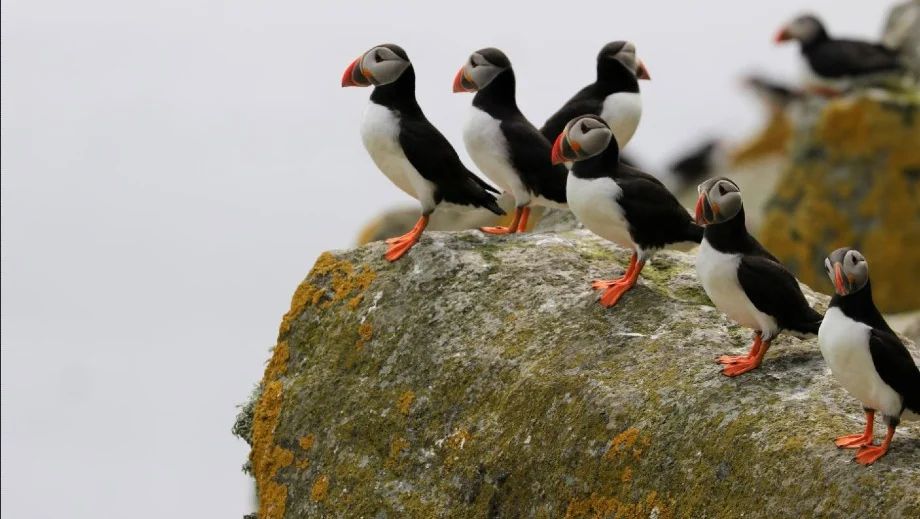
[818,247,920,465]
[342,44,504,261]
[540,41,650,150]
[694,178,823,377]
[775,14,901,92]
[552,115,702,308]
[453,47,568,234]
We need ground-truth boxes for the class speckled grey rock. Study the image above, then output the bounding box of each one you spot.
[237,229,920,519]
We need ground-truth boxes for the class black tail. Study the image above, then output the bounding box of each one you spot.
[686,222,704,244]
[480,194,505,216]
[795,308,824,336]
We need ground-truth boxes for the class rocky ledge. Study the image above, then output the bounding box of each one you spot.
[234,225,920,518]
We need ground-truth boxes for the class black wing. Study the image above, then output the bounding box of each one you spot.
[500,116,567,204]
[539,85,603,142]
[398,116,503,214]
[745,235,780,263]
[868,329,920,414]
[615,165,703,247]
[737,255,823,334]
[808,40,901,77]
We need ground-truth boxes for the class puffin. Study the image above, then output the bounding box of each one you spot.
[665,139,724,194]
[341,44,504,261]
[453,47,568,234]
[775,14,901,88]
[743,74,801,111]
[694,177,823,377]
[818,247,920,465]
[540,41,650,150]
[551,115,702,308]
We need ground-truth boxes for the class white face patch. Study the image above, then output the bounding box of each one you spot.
[361,47,410,86]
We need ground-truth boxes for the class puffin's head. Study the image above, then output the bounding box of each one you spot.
[551,115,615,165]
[694,177,742,225]
[824,247,868,296]
[598,41,650,80]
[775,14,825,45]
[341,44,411,87]
[452,47,511,93]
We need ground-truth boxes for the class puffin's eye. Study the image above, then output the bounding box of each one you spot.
[580,121,590,134]
[851,254,858,265]
[374,51,383,63]
[718,184,727,196]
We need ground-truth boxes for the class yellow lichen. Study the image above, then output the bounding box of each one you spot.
[355,322,373,351]
[296,458,311,470]
[396,390,415,416]
[564,491,673,519]
[387,436,410,468]
[310,474,330,502]
[730,111,792,166]
[621,466,633,484]
[250,376,293,519]
[445,428,472,450]
[278,281,323,337]
[603,427,649,461]
[298,434,315,451]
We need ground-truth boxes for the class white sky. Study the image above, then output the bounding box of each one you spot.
[1,1,887,517]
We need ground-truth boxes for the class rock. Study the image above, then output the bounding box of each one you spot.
[355,194,569,246]
[759,91,920,313]
[235,229,920,518]
[882,0,920,79]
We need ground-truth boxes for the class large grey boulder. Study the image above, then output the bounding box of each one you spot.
[235,228,920,519]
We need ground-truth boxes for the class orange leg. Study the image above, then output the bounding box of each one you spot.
[515,206,531,232]
[855,424,895,465]
[592,253,638,291]
[717,334,762,365]
[384,215,428,262]
[597,257,645,308]
[835,410,875,449]
[481,207,523,235]
[721,337,770,377]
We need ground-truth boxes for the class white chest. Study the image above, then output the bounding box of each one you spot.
[360,102,430,202]
[600,92,642,150]
[462,107,528,201]
[819,307,904,416]
[566,174,633,249]
[695,240,775,333]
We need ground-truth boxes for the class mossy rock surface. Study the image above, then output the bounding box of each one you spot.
[760,92,920,313]
[238,228,920,519]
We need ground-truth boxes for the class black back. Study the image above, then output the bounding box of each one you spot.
[370,65,503,215]
[472,67,567,204]
[539,55,640,142]
[571,146,702,249]
[802,37,901,78]
[737,256,823,335]
[669,140,718,188]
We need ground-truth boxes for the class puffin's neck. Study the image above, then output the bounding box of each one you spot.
[702,209,751,253]
[570,145,621,179]
[472,69,519,118]
[370,66,423,116]
[801,28,830,51]
[830,280,893,333]
[596,61,639,94]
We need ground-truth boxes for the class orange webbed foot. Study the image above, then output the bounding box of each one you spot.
[479,225,517,235]
[716,354,752,365]
[591,278,627,291]
[855,444,889,465]
[598,281,635,308]
[383,216,428,262]
[720,357,762,377]
[834,433,873,449]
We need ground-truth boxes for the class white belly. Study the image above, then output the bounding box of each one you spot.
[695,239,777,335]
[600,92,642,150]
[463,107,530,206]
[360,102,437,211]
[819,307,905,417]
[566,174,633,249]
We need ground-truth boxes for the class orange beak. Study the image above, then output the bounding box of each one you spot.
[452,67,473,93]
[774,28,791,43]
[551,133,566,165]
[341,57,360,87]
[833,263,847,295]
[694,194,706,225]
[637,59,651,80]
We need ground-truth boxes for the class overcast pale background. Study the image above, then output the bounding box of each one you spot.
[1,1,889,517]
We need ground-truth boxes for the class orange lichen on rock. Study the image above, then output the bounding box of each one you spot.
[310,474,330,502]
[278,281,324,337]
[730,111,792,166]
[356,322,373,351]
[299,434,315,451]
[250,340,293,519]
[445,428,472,450]
[603,427,650,461]
[396,390,415,416]
[564,491,672,519]
[387,436,410,468]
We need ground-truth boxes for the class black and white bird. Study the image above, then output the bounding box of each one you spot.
[818,247,919,465]
[775,14,901,92]
[341,44,504,261]
[453,47,568,234]
[694,177,823,377]
[743,75,801,111]
[551,115,702,308]
[540,41,650,150]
